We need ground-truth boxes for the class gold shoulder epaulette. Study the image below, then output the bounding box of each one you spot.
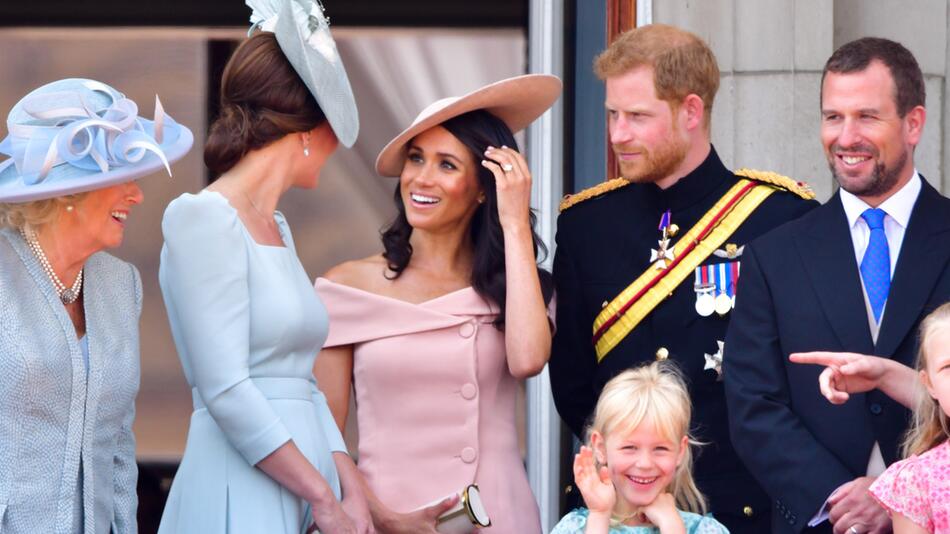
[734,168,816,200]
[559,178,631,212]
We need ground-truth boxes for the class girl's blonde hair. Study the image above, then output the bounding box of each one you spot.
[587,361,707,515]
[902,301,950,457]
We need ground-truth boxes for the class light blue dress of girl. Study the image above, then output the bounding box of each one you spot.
[157,191,346,534]
[551,508,730,534]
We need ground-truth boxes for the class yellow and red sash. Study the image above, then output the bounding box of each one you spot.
[592,178,777,361]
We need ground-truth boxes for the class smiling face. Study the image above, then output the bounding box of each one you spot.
[606,66,690,185]
[820,60,924,205]
[592,420,688,514]
[399,126,483,233]
[70,180,143,250]
[922,324,950,423]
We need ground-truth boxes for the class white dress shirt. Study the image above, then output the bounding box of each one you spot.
[839,169,921,335]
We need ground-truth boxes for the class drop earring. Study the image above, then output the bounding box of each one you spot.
[303,132,311,157]
[65,205,74,212]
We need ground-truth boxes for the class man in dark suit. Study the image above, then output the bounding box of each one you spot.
[724,37,950,534]
[549,24,817,533]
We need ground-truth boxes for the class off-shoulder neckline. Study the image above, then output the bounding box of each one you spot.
[315,276,479,307]
[191,189,290,250]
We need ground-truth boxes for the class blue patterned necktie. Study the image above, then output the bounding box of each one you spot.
[860,208,890,323]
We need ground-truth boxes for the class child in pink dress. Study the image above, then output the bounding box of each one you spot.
[869,302,950,534]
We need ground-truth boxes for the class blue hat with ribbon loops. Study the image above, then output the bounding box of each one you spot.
[247,0,359,148]
[0,78,194,203]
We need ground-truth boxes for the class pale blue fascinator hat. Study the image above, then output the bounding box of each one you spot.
[247,0,359,147]
[0,78,194,203]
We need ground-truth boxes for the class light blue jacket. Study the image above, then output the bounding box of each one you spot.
[0,227,141,534]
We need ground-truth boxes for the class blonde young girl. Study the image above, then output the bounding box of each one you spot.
[551,362,728,534]
[868,302,950,534]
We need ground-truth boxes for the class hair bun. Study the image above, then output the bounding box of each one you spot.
[203,32,327,176]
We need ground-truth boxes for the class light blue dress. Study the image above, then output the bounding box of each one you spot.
[157,191,346,534]
[551,508,730,534]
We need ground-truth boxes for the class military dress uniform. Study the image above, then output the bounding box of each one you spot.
[550,147,817,534]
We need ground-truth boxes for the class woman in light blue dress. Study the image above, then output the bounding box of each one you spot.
[157,5,370,533]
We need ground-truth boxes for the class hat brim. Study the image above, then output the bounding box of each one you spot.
[375,74,562,177]
[0,124,193,203]
[273,0,359,148]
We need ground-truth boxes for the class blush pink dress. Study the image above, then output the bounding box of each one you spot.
[315,278,544,533]
[869,440,950,533]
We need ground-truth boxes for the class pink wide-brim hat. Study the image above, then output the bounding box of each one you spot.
[375,74,562,177]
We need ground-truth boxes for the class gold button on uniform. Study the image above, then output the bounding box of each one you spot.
[655,347,669,361]
[743,505,753,517]
[668,223,680,237]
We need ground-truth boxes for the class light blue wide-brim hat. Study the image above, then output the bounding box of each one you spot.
[0,78,194,204]
[247,0,359,148]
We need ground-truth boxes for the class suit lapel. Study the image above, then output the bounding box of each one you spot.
[794,195,875,354]
[876,180,950,357]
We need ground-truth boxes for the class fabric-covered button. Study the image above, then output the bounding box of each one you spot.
[461,447,477,463]
[870,403,883,415]
[461,383,478,400]
[459,321,476,338]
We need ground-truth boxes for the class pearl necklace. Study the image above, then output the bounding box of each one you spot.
[20,227,83,305]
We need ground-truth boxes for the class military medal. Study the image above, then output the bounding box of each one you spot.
[650,210,675,269]
[714,261,739,316]
[693,265,715,317]
[714,293,732,316]
[704,340,724,380]
[695,291,715,316]
[694,261,741,317]
[693,281,715,317]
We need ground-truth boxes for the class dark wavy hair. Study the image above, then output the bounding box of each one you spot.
[205,32,327,175]
[381,110,554,329]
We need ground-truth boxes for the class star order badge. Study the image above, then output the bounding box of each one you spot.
[704,340,724,381]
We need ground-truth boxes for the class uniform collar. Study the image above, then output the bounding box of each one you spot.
[645,145,730,212]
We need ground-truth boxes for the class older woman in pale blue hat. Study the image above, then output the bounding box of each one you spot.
[0,78,192,534]
[156,1,369,534]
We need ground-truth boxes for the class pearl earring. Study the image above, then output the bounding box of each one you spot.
[66,205,74,212]
[303,132,311,157]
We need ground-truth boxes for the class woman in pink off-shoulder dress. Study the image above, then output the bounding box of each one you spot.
[313,75,561,534]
